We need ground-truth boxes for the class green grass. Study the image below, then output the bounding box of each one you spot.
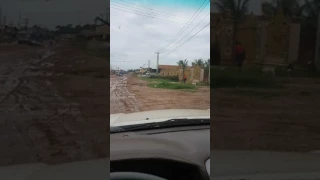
[148,82,196,89]
[140,77,196,90]
[222,89,286,99]
[211,66,278,88]
[275,68,320,78]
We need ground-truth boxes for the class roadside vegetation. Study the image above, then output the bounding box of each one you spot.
[211,66,320,89]
[140,76,196,90]
[211,67,278,88]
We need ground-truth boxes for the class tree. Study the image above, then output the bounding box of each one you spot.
[192,59,204,67]
[177,59,188,80]
[204,59,210,69]
[301,0,320,30]
[213,0,251,59]
[262,0,305,17]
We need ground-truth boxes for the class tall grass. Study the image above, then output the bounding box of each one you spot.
[148,82,195,89]
[149,75,179,82]
[141,76,195,89]
[210,67,278,88]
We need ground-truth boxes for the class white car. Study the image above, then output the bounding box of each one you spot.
[110,109,210,180]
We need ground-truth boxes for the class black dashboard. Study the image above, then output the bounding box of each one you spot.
[110,125,210,180]
[110,158,206,180]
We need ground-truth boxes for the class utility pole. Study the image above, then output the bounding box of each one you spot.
[315,11,320,71]
[148,60,150,70]
[155,52,159,74]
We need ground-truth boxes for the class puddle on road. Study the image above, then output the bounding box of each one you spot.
[110,76,140,113]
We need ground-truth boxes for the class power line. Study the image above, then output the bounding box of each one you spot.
[110,3,208,24]
[111,5,189,24]
[158,0,209,53]
[162,23,210,58]
[157,0,209,53]
[112,0,192,21]
[162,13,210,53]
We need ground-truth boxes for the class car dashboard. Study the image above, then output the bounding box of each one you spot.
[110,125,210,180]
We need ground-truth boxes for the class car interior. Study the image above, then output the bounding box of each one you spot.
[211,150,320,180]
[110,125,210,180]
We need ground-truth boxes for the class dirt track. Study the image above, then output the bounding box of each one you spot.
[211,78,320,152]
[110,75,210,114]
[0,43,109,166]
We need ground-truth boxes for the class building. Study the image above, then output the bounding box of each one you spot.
[212,8,301,66]
[158,64,204,83]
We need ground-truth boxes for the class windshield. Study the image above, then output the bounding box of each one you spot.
[110,0,211,129]
[212,0,320,155]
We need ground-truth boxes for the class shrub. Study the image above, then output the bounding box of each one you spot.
[210,67,277,88]
[150,75,179,82]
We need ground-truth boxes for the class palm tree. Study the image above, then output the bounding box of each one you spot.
[204,59,210,69]
[302,0,320,30]
[213,0,251,59]
[262,0,305,17]
[192,59,204,67]
[177,59,188,80]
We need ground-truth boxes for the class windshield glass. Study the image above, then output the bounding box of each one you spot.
[110,0,211,129]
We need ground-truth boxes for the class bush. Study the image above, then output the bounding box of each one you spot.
[210,67,278,88]
[149,82,195,89]
[150,75,179,82]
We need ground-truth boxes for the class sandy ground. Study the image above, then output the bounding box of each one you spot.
[0,43,109,166]
[110,75,210,114]
[211,78,320,152]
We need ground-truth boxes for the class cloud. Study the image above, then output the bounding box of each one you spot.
[110,1,210,70]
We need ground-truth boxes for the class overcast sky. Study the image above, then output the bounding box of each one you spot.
[1,0,109,29]
[1,0,265,70]
[110,0,210,70]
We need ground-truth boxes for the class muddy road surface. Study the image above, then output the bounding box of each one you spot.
[110,74,210,114]
[110,75,140,114]
[211,78,320,152]
[0,44,108,166]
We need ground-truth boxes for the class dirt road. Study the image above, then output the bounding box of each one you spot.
[0,43,108,166]
[110,74,210,114]
[110,75,140,114]
[211,78,320,152]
